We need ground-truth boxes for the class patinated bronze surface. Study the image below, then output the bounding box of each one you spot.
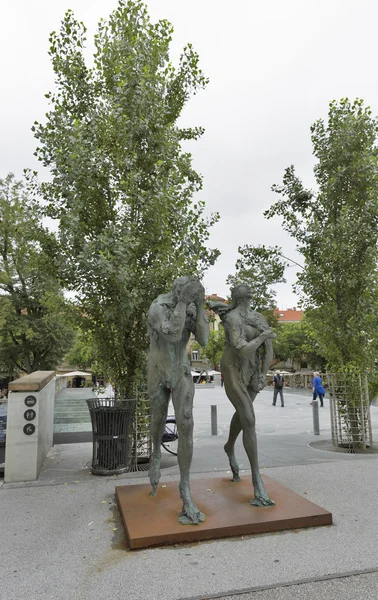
[209,284,276,506]
[147,276,209,524]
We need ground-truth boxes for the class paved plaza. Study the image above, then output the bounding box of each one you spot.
[1,386,378,599]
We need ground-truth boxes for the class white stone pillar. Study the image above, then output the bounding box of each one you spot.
[5,371,55,483]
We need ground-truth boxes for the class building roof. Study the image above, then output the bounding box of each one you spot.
[274,308,304,322]
[206,294,227,303]
[61,371,93,378]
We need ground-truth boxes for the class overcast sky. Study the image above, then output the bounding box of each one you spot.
[2,0,378,307]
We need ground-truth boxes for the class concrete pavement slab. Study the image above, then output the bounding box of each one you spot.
[4,429,376,489]
[3,383,377,487]
[207,571,378,600]
[2,386,378,599]
[2,459,378,600]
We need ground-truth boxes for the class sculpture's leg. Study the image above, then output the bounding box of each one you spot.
[224,373,274,507]
[224,411,242,482]
[246,386,275,506]
[148,384,170,496]
[172,376,205,525]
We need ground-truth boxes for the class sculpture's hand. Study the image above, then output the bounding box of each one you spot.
[186,303,197,321]
[207,300,229,319]
[217,305,229,319]
[259,329,276,340]
[179,280,204,305]
[194,285,205,307]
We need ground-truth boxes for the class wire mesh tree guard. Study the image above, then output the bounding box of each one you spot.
[129,390,152,472]
[326,372,373,452]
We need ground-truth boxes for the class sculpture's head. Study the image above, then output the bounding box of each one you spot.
[172,276,204,304]
[228,283,270,333]
[230,284,253,305]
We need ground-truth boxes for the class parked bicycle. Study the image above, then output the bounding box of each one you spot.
[161,415,178,455]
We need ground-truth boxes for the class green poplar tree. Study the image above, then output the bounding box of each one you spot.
[266,98,378,446]
[33,1,219,396]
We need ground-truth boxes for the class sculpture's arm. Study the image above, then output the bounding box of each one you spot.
[252,312,274,375]
[260,339,274,375]
[225,313,274,359]
[207,300,229,312]
[239,334,274,359]
[254,338,274,391]
[148,300,187,342]
[207,300,230,320]
[193,302,210,347]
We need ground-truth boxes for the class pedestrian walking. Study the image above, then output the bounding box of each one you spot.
[220,373,224,388]
[272,370,284,407]
[311,371,325,407]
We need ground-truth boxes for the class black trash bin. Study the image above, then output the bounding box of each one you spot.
[86,398,136,475]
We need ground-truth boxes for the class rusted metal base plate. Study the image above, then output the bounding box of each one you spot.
[115,476,332,549]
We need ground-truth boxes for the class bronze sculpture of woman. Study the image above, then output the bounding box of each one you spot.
[209,284,276,507]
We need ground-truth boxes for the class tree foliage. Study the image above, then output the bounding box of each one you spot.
[0,174,73,373]
[273,322,305,364]
[193,327,225,369]
[33,1,219,395]
[227,244,287,326]
[266,98,378,372]
[273,320,326,370]
[65,328,98,372]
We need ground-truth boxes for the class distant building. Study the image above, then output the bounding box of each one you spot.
[206,294,227,303]
[273,307,308,371]
[274,308,304,323]
[187,293,227,368]
[206,293,227,332]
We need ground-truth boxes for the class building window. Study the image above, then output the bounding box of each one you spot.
[192,350,199,361]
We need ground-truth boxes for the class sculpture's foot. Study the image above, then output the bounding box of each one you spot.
[148,461,161,497]
[250,490,275,507]
[224,443,240,482]
[179,502,206,525]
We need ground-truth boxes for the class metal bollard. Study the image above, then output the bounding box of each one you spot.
[211,405,218,435]
[312,399,320,435]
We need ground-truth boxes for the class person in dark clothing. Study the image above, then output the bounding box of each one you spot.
[272,371,284,407]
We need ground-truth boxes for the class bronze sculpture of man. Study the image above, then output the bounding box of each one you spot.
[147,276,209,524]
